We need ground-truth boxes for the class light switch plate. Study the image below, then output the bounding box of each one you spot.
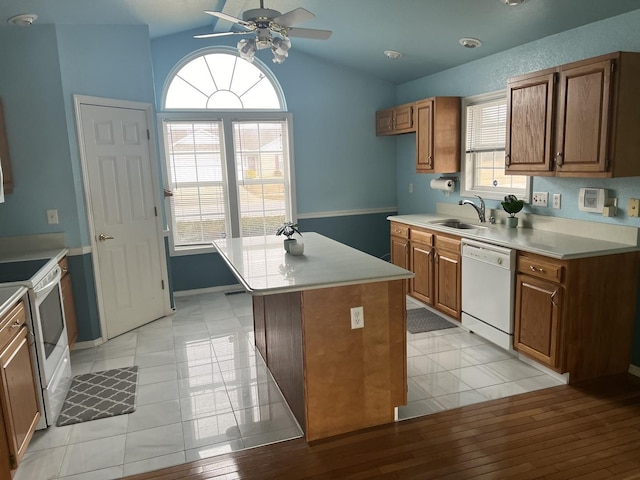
[47,209,59,225]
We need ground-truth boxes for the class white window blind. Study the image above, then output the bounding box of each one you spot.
[462,93,529,201]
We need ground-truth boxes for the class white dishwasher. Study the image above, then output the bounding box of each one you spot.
[461,239,516,350]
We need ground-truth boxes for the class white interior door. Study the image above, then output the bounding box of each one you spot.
[77,100,167,339]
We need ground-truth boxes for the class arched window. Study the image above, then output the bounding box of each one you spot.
[164,51,284,110]
[160,50,294,251]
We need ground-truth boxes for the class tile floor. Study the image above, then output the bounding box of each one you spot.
[17,292,563,480]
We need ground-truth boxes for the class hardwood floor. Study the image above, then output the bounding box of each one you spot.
[126,374,640,480]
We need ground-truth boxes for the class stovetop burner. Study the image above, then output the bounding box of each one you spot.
[0,258,50,283]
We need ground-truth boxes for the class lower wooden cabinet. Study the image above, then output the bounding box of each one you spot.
[433,235,461,320]
[409,230,434,306]
[0,301,40,470]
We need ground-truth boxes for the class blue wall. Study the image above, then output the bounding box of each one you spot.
[394,9,640,365]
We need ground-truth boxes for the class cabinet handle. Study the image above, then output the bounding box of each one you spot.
[551,289,558,306]
[427,155,433,166]
[554,152,563,167]
[434,251,439,263]
[505,154,511,166]
[529,265,545,273]
[11,320,21,329]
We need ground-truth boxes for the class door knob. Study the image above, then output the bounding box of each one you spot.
[98,233,114,242]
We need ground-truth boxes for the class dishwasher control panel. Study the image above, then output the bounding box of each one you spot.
[461,239,515,270]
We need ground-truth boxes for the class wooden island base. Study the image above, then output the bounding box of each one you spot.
[252,279,407,442]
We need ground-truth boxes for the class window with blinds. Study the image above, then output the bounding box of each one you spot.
[461,92,529,201]
[161,50,294,252]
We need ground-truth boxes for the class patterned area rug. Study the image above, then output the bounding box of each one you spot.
[406,308,457,334]
[56,366,138,427]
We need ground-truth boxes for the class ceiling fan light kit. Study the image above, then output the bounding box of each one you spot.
[195,0,331,64]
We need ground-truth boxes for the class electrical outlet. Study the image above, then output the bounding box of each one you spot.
[532,192,548,207]
[629,198,640,218]
[350,306,364,329]
[552,193,561,209]
[46,209,59,225]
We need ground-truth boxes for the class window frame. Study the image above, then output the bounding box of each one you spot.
[460,90,531,202]
[158,48,295,256]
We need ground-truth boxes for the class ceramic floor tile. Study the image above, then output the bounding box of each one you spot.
[93,344,137,360]
[234,402,297,438]
[226,381,283,411]
[123,451,186,477]
[136,336,175,355]
[71,361,94,376]
[449,364,510,390]
[515,374,563,392]
[426,349,476,370]
[217,353,260,372]
[135,350,177,368]
[68,414,129,444]
[412,371,473,397]
[406,343,423,358]
[138,363,179,385]
[174,331,215,348]
[397,398,446,420]
[221,364,271,386]
[432,390,489,410]
[58,434,126,477]
[14,446,66,480]
[136,326,174,341]
[241,425,302,449]
[175,343,215,364]
[70,348,97,364]
[407,378,432,402]
[485,358,546,382]
[58,466,123,480]
[428,326,466,337]
[411,336,458,355]
[475,381,528,400]
[128,399,183,432]
[91,355,135,373]
[180,390,234,421]
[27,424,74,452]
[407,355,446,377]
[136,379,180,406]
[173,322,209,337]
[100,331,138,349]
[182,412,241,450]
[124,422,185,464]
[439,331,489,348]
[176,360,218,379]
[135,317,173,331]
[462,343,515,364]
[178,372,227,398]
[185,439,245,462]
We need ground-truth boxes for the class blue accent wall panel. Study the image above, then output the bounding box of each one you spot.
[67,254,101,342]
[170,253,238,292]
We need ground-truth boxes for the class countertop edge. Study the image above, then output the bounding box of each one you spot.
[0,286,28,317]
[248,274,414,296]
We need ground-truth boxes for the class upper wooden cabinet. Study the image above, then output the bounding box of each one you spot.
[0,99,14,195]
[415,97,461,174]
[376,103,415,135]
[506,51,640,178]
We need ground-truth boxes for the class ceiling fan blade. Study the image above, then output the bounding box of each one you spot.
[286,27,332,40]
[273,7,315,27]
[205,10,252,28]
[194,31,252,39]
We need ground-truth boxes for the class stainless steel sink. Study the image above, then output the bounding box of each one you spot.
[430,219,486,230]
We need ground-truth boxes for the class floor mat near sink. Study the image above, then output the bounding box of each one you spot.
[56,366,138,426]
[406,308,457,334]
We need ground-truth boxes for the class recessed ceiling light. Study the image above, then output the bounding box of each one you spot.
[459,38,482,49]
[500,0,525,5]
[384,50,403,60]
[7,13,38,26]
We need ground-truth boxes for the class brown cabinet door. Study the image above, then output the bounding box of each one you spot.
[555,59,613,174]
[434,248,461,320]
[376,109,394,135]
[61,272,78,349]
[416,99,434,173]
[393,104,415,133]
[0,327,40,468]
[505,72,556,174]
[390,236,409,270]
[514,274,563,369]
[410,242,434,306]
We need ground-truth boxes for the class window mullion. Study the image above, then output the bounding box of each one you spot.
[222,117,240,238]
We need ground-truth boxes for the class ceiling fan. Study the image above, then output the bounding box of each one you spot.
[194,1,332,64]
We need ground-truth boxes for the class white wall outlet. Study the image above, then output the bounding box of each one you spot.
[409,183,413,193]
[532,192,548,207]
[350,306,364,329]
[46,209,59,225]
[552,193,561,209]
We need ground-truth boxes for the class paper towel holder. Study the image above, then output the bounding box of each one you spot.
[430,176,458,197]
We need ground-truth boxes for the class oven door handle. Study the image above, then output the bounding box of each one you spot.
[34,265,62,298]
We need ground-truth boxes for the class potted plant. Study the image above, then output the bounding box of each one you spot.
[276,222,301,252]
[501,194,524,228]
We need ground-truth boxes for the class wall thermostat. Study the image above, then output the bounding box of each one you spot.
[578,188,608,213]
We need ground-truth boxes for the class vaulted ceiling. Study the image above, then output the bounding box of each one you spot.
[1,0,639,83]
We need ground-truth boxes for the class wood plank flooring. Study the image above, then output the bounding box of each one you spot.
[126,374,640,480]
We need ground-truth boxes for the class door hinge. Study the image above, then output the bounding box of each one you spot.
[161,280,165,290]
[154,206,158,217]
[146,129,150,140]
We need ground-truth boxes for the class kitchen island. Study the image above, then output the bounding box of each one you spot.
[213,232,413,442]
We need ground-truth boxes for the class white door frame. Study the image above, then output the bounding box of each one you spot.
[74,94,172,343]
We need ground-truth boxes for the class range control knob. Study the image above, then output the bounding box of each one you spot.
[497,257,503,266]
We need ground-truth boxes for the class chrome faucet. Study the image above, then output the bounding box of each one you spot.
[459,195,486,223]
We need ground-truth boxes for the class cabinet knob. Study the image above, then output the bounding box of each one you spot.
[554,152,563,167]
[529,265,544,273]
[505,154,511,166]
[11,320,21,329]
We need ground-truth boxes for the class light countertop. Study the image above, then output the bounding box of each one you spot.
[213,232,413,295]
[0,286,28,318]
[0,248,68,264]
[389,214,639,259]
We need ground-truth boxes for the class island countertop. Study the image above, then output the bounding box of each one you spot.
[213,232,413,295]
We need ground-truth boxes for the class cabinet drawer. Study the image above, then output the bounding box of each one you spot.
[517,255,564,283]
[58,256,69,276]
[390,223,409,238]
[410,229,433,245]
[435,235,461,253]
[0,300,26,352]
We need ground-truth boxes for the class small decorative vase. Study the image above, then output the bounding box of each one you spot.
[283,238,297,252]
[505,216,518,228]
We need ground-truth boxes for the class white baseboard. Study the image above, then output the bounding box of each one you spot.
[72,338,104,350]
[629,364,640,378]
[173,284,243,297]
